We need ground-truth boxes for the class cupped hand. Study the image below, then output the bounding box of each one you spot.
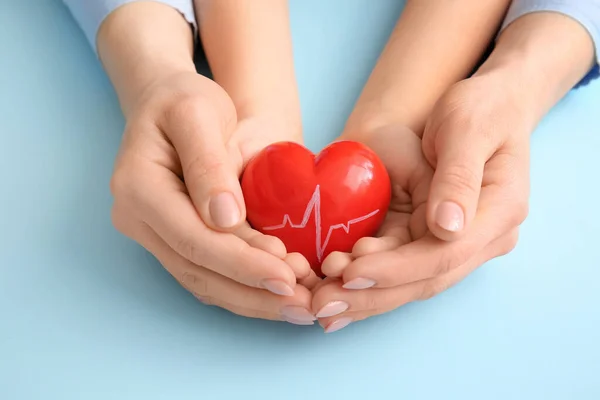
[110,71,317,324]
[309,126,431,332]
[313,74,530,332]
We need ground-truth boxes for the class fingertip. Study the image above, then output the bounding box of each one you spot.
[248,234,287,259]
[298,270,321,290]
[352,236,400,257]
[284,252,312,280]
[340,250,394,288]
[250,249,299,295]
[261,278,295,296]
[323,317,354,333]
[310,276,336,294]
[311,278,343,312]
[321,251,353,278]
[253,249,298,296]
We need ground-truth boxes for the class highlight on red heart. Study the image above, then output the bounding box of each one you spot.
[241,140,391,276]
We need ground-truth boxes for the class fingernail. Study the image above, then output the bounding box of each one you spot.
[283,316,315,326]
[194,295,210,305]
[261,279,295,296]
[325,317,353,333]
[316,301,349,318]
[281,306,316,322]
[435,201,464,232]
[343,278,376,290]
[209,192,240,228]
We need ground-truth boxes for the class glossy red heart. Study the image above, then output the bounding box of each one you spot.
[241,140,391,277]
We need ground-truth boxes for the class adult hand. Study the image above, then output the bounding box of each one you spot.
[110,72,317,325]
[313,74,529,332]
[311,9,596,333]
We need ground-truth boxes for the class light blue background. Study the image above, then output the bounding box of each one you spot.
[1,1,600,399]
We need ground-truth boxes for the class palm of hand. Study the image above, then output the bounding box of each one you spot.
[312,79,530,332]
[360,126,431,253]
[321,126,432,277]
[112,72,317,323]
[227,115,320,287]
[309,127,434,327]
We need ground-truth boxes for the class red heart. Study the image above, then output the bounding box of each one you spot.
[241,140,391,277]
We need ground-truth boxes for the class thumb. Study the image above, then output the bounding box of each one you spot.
[163,99,245,231]
[424,119,495,241]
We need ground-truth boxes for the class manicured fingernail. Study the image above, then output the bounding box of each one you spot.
[325,317,353,333]
[209,192,240,228]
[283,316,315,326]
[343,278,375,290]
[281,306,316,322]
[316,301,349,318]
[261,279,295,296]
[194,295,210,305]
[435,201,464,232]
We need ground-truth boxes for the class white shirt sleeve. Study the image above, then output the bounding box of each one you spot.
[500,0,600,86]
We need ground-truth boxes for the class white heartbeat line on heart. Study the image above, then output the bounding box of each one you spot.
[262,185,380,262]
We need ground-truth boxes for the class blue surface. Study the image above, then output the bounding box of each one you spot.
[1,1,600,399]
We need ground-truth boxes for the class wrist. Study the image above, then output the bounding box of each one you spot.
[97,2,196,116]
[339,112,418,148]
[473,12,595,121]
[344,0,512,138]
[236,107,303,144]
[195,0,301,136]
[235,94,302,132]
[343,104,418,140]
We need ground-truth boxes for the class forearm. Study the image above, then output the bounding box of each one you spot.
[195,0,301,129]
[475,12,596,126]
[97,1,196,116]
[344,0,511,136]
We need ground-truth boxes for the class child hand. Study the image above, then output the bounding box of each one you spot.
[309,126,433,332]
[110,71,317,324]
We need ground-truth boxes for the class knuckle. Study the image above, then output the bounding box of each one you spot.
[252,292,277,315]
[234,307,277,321]
[196,240,248,282]
[180,270,210,297]
[433,256,452,276]
[365,293,380,311]
[228,242,255,280]
[109,165,134,199]
[420,277,451,300]
[227,260,243,282]
[164,94,211,123]
[498,229,520,257]
[175,237,209,266]
[432,83,506,146]
[183,152,228,186]
[439,164,481,196]
[371,289,408,314]
[110,205,128,235]
[435,246,468,276]
[163,89,237,137]
[109,160,149,207]
[109,192,142,238]
[512,199,530,226]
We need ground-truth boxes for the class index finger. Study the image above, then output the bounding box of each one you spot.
[340,183,525,289]
[126,160,298,295]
